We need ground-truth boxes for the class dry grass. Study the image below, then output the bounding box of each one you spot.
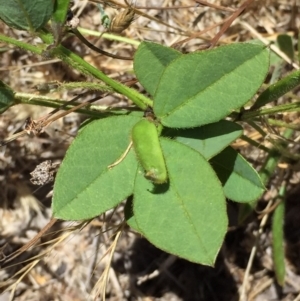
[1,0,300,300]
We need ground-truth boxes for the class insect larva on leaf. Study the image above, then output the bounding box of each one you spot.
[132,118,168,184]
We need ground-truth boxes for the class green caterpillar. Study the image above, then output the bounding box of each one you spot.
[132,118,168,184]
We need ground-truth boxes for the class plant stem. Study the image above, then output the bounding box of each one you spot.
[247,120,268,138]
[0,33,153,110]
[50,45,153,110]
[13,92,129,117]
[259,128,294,185]
[240,102,300,120]
[238,129,294,223]
[240,135,271,153]
[267,118,300,130]
[0,33,43,54]
[78,27,140,46]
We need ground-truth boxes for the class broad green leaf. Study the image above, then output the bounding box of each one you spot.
[134,42,182,96]
[277,34,294,61]
[165,120,243,159]
[210,147,265,203]
[251,69,300,110]
[52,115,140,220]
[133,138,227,266]
[154,43,269,128]
[0,81,14,113]
[0,0,54,31]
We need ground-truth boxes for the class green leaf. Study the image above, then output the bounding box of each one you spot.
[251,69,300,110]
[52,115,140,220]
[0,81,14,113]
[165,120,243,159]
[0,0,54,31]
[154,43,269,128]
[210,147,265,203]
[133,138,227,265]
[134,42,182,96]
[277,34,294,61]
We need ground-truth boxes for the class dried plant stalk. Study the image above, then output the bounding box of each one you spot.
[109,7,135,33]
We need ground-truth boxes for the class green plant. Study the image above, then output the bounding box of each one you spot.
[0,0,299,269]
